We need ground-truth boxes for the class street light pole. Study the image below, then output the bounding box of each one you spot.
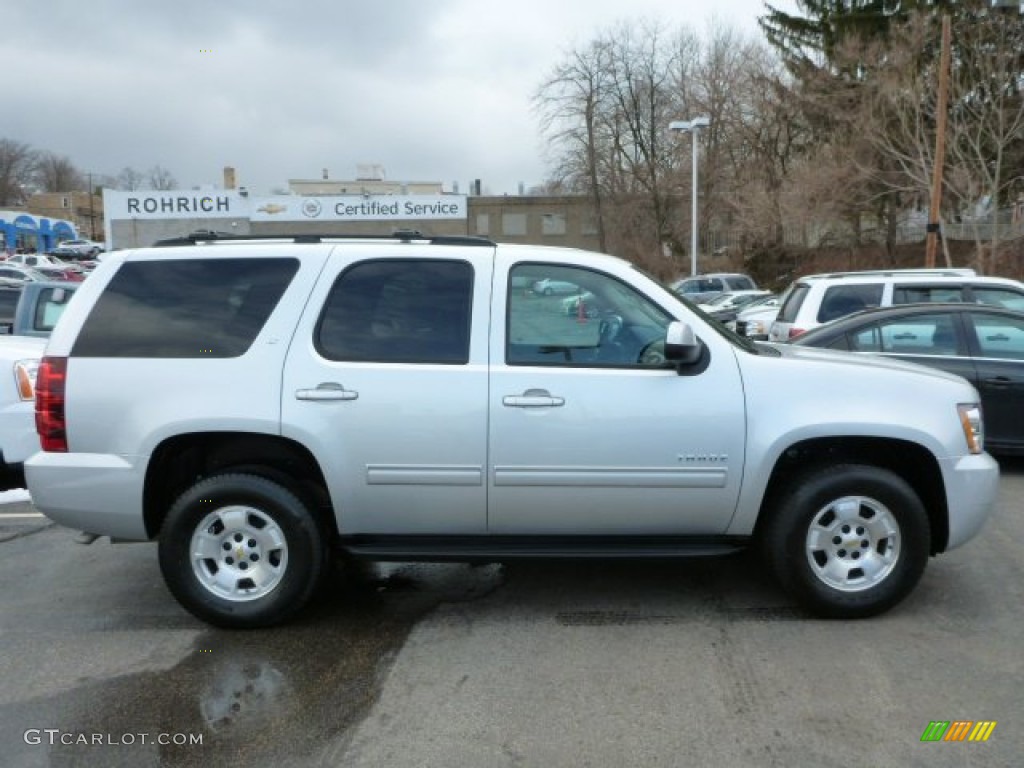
[88,172,97,241]
[669,116,711,277]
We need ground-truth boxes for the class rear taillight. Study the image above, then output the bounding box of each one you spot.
[788,328,806,340]
[35,356,68,452]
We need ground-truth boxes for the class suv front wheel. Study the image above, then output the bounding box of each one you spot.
[158,474,327,628]
[762,464,930,618]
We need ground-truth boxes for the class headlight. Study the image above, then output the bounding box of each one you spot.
[957,403,984,455]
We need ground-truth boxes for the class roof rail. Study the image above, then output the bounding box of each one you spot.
[153,232,497,248]
[801,268,977,280]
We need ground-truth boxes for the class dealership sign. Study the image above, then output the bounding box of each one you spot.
[104,190,467,224]
[104,189,246,220]
[249,195,467,222]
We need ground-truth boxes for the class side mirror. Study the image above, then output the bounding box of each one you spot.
[664,321,702,365]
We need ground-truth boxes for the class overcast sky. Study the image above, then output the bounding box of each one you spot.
[7,0,795,196]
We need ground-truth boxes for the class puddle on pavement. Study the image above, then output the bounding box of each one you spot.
[4,562,504,767]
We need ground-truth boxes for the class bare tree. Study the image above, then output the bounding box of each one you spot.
[148,165,177,190]
[536,20,693,272]
[116,166,145,191]
[36,151,84,192]
[535,38,614,251]
[0,138,38,206]
[840,8,1024,270]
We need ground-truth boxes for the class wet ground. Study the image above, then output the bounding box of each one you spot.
[0,522,502,768]
[2,460,1023,766]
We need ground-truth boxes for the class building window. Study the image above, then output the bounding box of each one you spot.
[581,212,599,236]
[61,197,70,209]
[502,213,527,237]
[476,213,490,236]
[541,213,567,236]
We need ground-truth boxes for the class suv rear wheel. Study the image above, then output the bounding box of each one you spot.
[762,464,930,618]
[158,473,327,628]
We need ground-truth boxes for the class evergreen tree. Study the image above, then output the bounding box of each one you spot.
[759,1,953,74]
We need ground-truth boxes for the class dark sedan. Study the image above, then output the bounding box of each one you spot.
[793,303,1024,455]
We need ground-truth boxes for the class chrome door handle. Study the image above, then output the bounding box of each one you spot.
[502,388,565,408]
[296,383,358,401]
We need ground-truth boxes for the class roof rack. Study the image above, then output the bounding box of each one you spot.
[801,268,977,280]
[153,232,496,248]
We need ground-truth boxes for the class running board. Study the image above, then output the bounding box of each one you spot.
[339,535,749,562]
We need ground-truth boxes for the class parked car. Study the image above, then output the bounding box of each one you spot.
[4,252,63,268]
[0,265,49,285]
[769,268,1024,342]
[34,264,85,282]
[0,284,78,490]
[51,239,105,257]
[733,298,783,339]
[0,334,47,490]
[793,303,1024,455]
[26,234,997,627]
[532,278,581,296]
[702,291,775,325]
[10,281,79,337]
[671,273,757,304]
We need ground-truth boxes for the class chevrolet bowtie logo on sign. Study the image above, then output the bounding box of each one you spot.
[920,720,997,742]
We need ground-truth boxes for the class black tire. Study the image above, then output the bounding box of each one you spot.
[158,473,327,628]
[761,464,930,619]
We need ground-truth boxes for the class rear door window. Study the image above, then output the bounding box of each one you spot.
[893,285,964,304]
[72,258,299,358]
[968,312,1024,359]
[968,286,1024,311]
[816,284,884,323]
[316,259,473,364]
[852,313,960,355]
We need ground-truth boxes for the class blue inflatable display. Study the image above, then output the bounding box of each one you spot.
[0,212,77,252]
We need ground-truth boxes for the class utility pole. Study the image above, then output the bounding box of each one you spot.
[88,172,97,241]
[925,15,951,268]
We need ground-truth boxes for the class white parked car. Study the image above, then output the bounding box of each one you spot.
[732,297,783,339]
[0,335,46,490]
[51,239,105,257]
[26,234,998,627]
[769,268,1024,342]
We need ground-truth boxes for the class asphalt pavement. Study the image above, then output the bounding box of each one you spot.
[1,460,1022,767]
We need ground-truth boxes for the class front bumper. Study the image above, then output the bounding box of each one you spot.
[940,451,1000,551]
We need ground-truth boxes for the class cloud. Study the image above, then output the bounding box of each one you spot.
[4,0,790,194]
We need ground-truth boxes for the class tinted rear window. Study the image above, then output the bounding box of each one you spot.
[893,285,964,304]
[816,284,884,323]
[777,283,810,322]
[725,276,755,290]
[72,258,299,358]
[0,288,22,318]
[316,259,473,364]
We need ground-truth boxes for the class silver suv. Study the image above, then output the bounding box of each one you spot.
[769,268,1024,342]
[671,273,757,303]
[27,235,998,627]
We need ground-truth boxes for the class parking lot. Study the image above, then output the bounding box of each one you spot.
[1,460,1021,767]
